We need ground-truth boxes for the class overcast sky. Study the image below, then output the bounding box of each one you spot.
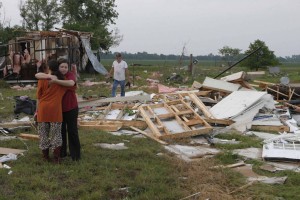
[1,0,300,57]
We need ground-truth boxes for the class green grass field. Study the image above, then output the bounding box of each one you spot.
[1,61,300,199]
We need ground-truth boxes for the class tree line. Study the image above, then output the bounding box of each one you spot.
[0,1,299,71]
[0,0,121,51]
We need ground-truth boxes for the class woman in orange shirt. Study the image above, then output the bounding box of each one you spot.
[36,59,75,164]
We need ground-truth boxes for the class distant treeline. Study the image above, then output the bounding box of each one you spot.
[101,51,300,63]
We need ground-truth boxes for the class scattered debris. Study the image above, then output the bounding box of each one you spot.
[164,144,220,162]
[93,143,128,150]
[0,153,18,162]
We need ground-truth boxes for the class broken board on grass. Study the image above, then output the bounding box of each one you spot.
[78,94,151,109]
[139,99,212,140]
[78,120,123,132]
[80,103,147,130]
[0,147,26,155]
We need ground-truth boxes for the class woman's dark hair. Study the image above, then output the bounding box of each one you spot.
[48,59,64,80]
[37,62,47,73]
[57,58,68,66]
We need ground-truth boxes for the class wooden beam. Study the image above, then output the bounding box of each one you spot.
[138,107,161,137]
[78,121,123,132]
[19,133,39,141]
[78,94,151,108]
[289,89,295,101]
[204,118,234,125]
[184,119,203,126]
[266,87,288,97]
[0,121,32,128]
[159,127,212,140]
[99,119,147,130]
[188,93,214,118]
[157,113,175,119]
[79,124,122,132]
[251,125,289,133]
[129,126,167,145]
[0,147,26,155]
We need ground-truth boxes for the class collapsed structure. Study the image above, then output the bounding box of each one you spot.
[0,29,107,83]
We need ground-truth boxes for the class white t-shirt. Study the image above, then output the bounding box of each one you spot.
[112,60,128,81]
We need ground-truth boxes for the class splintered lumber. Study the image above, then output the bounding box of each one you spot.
[0,147,26,155]
[0,121,32,128]
[253,80,276,88]
[159,128,212,140]
[284,102,300,112]
[266,87,289,98]
[251,125,289,133]
[129,126,167,145]
[79,121,122,132]
[203,118,234,125]
[188,93,214,118]
[138,107,162,137]
[19,133,39,141]
[100,119,147,130]
[211,162,245,169]
[78,94,151,108]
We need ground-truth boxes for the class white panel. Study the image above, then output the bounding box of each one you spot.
[209,91,267,119]
[202,77,240,92]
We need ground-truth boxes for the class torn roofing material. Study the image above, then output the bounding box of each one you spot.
[80,36,108,75]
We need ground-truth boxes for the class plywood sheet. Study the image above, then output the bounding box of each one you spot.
[0,147,26,155]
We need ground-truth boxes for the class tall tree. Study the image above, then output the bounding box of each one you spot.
[60,0,121,50]
[242,39,279,71]
[0,2,25,55]
[20,0,60,31]
[218,46,242,66]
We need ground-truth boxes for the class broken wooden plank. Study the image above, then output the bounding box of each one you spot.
[0,121,32,128]
[138,107,161,137]
[78,121,123,132]
[184,119,203,126]
[0,147,26,155]
[284,102,300,112]
[79,124,122,132]
[188,93,214,118]
[19,133,39,141]
[157,113,176,119]
[129,126,167,145]
[211,162,245,169]
[251,125,289,133]
[159,127,212,140]
[253,80,276,87]
[99,119,147,130]
[203,118,234,125]
[78,94,151,108]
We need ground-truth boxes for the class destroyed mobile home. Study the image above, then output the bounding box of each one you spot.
[2,70,300,185]
[0,29,107,83]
